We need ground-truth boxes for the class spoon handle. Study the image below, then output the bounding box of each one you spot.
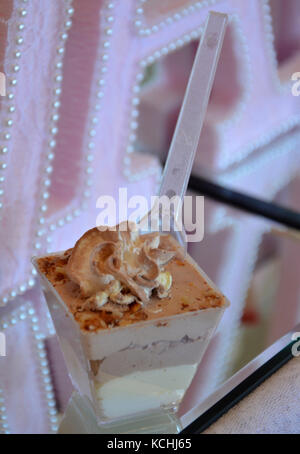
[159,12,228,211]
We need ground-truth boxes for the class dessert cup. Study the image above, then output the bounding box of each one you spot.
[32,230,228,431]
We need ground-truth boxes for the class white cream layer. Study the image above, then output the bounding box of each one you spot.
[95,364,198,420]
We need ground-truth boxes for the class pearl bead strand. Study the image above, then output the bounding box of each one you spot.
[0,1,74,305]
[0,304,58,433]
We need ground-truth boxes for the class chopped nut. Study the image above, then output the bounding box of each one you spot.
[99,319,107,329]
[175,260,185,266]
[156,271,172,298]
[130,302,141,313]
[94,291,108,308]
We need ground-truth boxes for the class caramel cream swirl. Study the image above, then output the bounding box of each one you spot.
[66,222,175,310]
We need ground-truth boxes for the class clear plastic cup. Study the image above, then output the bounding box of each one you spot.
[32,251,228,431]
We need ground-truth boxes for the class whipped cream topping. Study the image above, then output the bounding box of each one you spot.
[67,222,176,311]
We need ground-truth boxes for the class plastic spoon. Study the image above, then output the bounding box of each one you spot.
[140,11,228,249]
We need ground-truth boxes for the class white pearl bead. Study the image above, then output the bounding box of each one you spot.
[130,121,138,130]
[132,97,140,106]
[45,165,53,174]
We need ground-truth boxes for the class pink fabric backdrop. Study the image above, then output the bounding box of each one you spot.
[0,0,299,433]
